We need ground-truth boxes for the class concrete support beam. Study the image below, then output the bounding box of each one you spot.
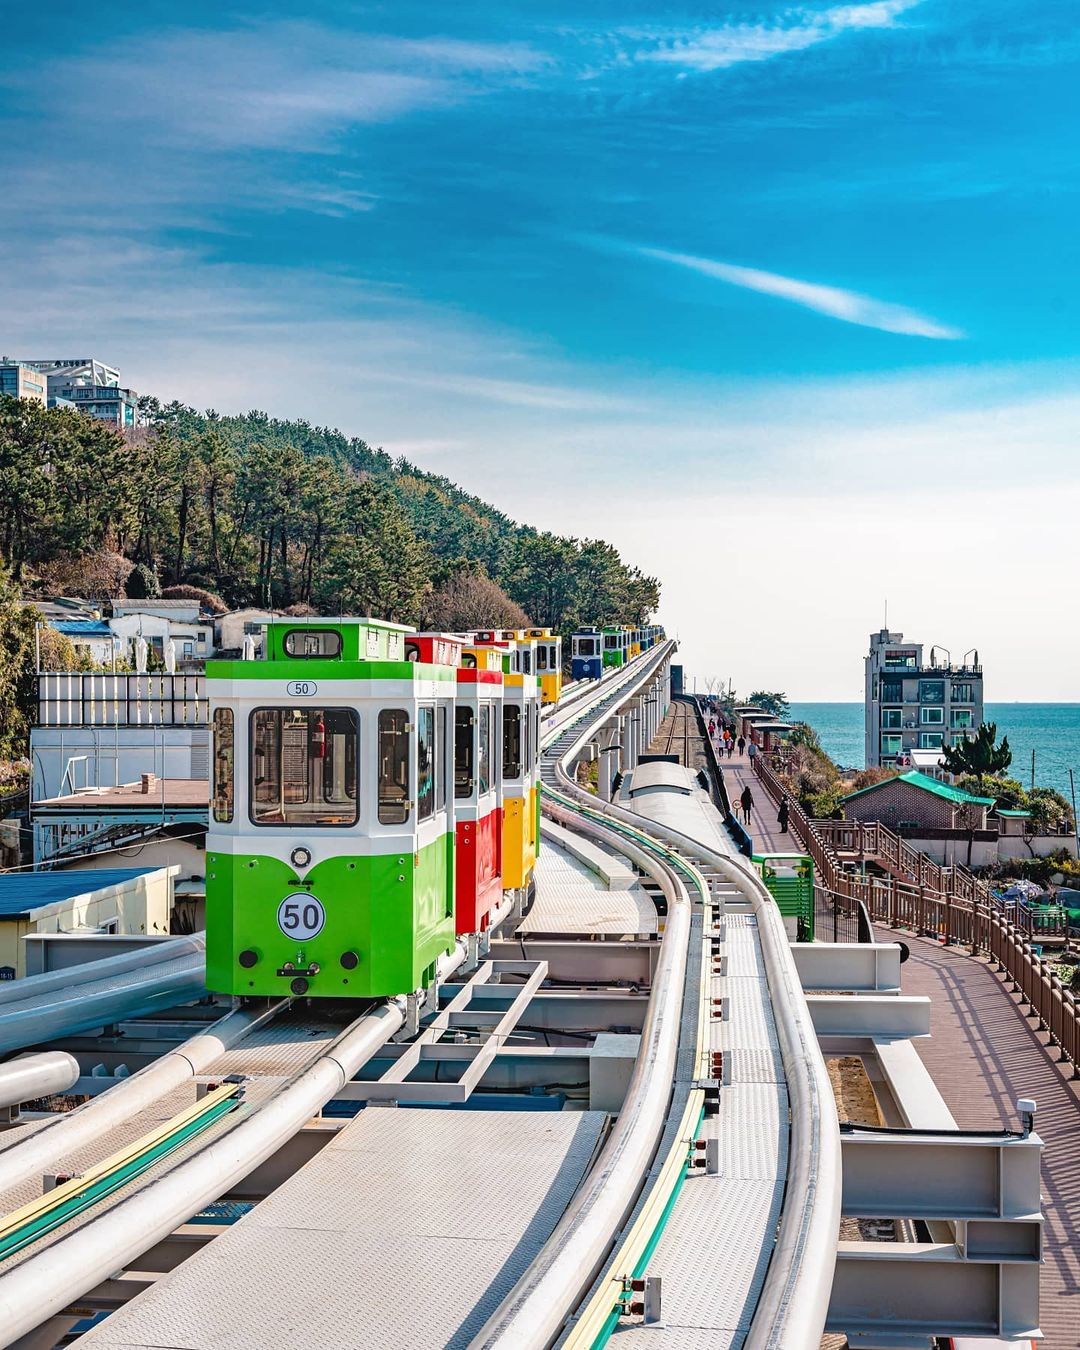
[841,1131,1043,1224]
[805,995,930,1040]
[828,1243,1040,1346]
[488,936,658,986]
[791,943,902,993]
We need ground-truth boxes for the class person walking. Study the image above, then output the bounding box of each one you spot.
[747,739,757,764]
[737,735,745,756]
[708,718,716,737]
[777,797,789,834]
[726,737,734,759]
[740,785,754,826]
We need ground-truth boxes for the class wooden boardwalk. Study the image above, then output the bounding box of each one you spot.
[878,928,1080,1348]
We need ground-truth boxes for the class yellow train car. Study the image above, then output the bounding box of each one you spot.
[625,625,642,659]
[525,627,562,705]
[474,632,541,897]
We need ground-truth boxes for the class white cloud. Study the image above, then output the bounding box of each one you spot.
[629,244,962,338]
[631,0,922,72]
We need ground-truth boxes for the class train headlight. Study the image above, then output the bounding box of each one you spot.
[290,847,312,869]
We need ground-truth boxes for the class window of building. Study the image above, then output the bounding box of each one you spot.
[952,683,975,703]
[920,680,945,703]
[951,709,974,729]
[436,706,447,813]
[478,703,492,794]
[454,707,473,799]
[284,629,342,659]
[921,706,944,725]
[417,706,435,821]
[880,680,904,703]
[919,732,944,749]
[881,709,902,729]
[378,709,410,824]
[884,650,917,669]
[250,707,358,827]
[504,705,522,779]
[212,708,234,823]
[881,735,903,756]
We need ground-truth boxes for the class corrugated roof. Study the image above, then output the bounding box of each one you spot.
[843,770,995,807]
[0,867,162,918]
[52,620,113,637]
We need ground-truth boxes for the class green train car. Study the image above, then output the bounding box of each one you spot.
[205,618,458,999]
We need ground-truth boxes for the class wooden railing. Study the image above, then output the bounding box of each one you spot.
[754,755,1080,1076]
[812,818,989,903]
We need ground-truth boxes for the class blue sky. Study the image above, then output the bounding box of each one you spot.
[3,2,1079,698]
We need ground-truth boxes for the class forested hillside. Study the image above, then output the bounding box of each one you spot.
[0,395,659,630]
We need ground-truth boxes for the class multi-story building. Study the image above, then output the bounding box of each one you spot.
[864,629,983,770]
[17,357,137,426]
[0,361,48,405]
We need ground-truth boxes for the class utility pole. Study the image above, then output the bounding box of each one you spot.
[1070,769,1079,859]
[1030,748,1035,793]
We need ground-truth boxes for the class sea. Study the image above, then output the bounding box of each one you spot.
[788,703,1080,803]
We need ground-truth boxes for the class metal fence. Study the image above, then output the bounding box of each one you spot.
[37,674,208,727]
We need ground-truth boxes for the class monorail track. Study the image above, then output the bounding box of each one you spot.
[0,646,839,1350]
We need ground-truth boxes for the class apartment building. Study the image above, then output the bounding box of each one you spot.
[864,629,984,770]
[0,361,48,405]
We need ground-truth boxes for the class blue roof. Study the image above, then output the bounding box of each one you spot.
[0,867,161,918]
[52,620,113,638]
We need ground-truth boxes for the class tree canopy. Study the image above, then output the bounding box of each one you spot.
[748,690,790,718]
[0,394,660,635]
[941,722,1012,790]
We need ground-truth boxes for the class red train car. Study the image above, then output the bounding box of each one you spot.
[454,642,504,935]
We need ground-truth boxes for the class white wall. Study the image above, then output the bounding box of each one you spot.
[31,726,209,801]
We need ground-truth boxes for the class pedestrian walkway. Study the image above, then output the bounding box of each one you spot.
[874,925,1080,1349]
[720,751,793,855]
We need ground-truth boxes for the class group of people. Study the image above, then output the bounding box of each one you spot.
[701,709,787,834]
[706,717,757,765]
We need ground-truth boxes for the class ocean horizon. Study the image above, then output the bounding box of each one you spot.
[788,702,1080,804]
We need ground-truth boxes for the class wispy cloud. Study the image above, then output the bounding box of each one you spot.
[603,240,962,339]
[628,0,923,72]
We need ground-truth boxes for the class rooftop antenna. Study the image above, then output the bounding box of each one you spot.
[884,597,888,631]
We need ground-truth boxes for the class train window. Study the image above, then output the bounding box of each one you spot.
[417,706,435,821]
[604,635,618,649]
[250,707,358,827]
[283,629,342,659]
[378,709,410,824]
[437,706,447,813]
[521,650,532,674]
[577,638,596,657]
[455,707,473,799]
[503,705,522,779]
[478,703,492,794]
[536,646,548,671]
[212,709,234,823]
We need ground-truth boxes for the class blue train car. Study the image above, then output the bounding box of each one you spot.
[571,626,603,680]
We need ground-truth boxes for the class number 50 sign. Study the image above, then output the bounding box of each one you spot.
[277,892,326,939]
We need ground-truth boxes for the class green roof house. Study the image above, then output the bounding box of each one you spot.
[842,770,995,832]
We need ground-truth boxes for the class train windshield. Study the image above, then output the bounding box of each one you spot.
[604,635,619,649]
[478,703,492,793]
[503,705,522,779]
[212,708,234,823]
[455,707,473,799]
[536,646,548,670]
[250,707,357,827]
[378,709,410,824]
[577,638,597,656]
